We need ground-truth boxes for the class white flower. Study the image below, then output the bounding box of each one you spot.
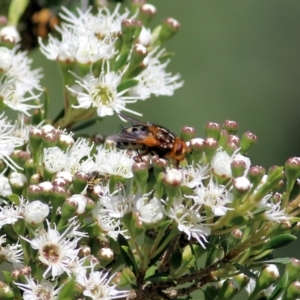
[21,220,81,278]
[136,196,164,224]
[0,196,26,227]
[40,4,131,63]
[68,63,142,118]
[0,46,13,71]
[44,146,68,173]
[130,48,183,99]
[0,174,12,199]
[9,171,27,188]
[88,145,134,178]
[182,164,209,188]
[24,201,50,225]
[0,82,42,116]
[68,194,87,214]
[76,266,129,300]
[0,26,20,44]
[188,178,233,216]
[163,197,210,248]
[0,235,23,268]
[92,206,128,240]
[44,138,93,174]
[211,148,251,178]
[100,187,134,219]
[60,4,131,38]
[0,113,25,170]
[4,46,42,94]
[259,194,289,222]
[14,277,61,300]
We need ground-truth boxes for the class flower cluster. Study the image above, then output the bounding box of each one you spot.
[0,1,299,300]
[38,2,183,127]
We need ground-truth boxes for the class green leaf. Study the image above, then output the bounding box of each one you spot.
[7,194,20,205]
[57,278,76,300]
[256,257,294,265]
[145,271,174,283]
[71,117,103,132]
[261,234,297,251]
[120,267,137,287]
[117,79,139,93]
[232,263,257,280]
[157,220,173,231]
[267,272,287,300]
[2,271,12,285]
[118,234,139,275]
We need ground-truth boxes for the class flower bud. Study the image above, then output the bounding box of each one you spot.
[129,44,148,71]
[52,185,71,210]
[203,137,218,162]
[139,3,157,25]
[285,157,300,193]
[41,126,59,148]
[257,264,280,290]
[231,159,247,178]
[27,184,43,201]
[163,168,183,199]
[98,247,114,265]
[159,18,180,43]
[59,197,79,227]
[222,120,239,134]
[228,135,240,147]
[240,131,258,154]
[233,176,251,194]
[9,172,27,195]
[10,150,30,169]
[0,25,20,44]
[180,126,197,142]
[121,19,142,45]
[152,157,168,179]
[24,158,35,178]
[132,162,149,191]
[79,245,91,257]
[285,281,300,300]
[24,200,49,225]
[0,281,14,299]
[204,122,221,140]
[57,133,74,151]
[216,279,239,299]
[285,258,300,283]
[38,181,53,203]
[73,171,89,194]
[218,130,229,147]
[188,138,204,163]
[224,141,238,156]
[29,128,43,155]
[247,165,266,187]
[30,173,43,184]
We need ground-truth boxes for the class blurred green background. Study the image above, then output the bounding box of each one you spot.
[9,1,300,298]
[32,0,300,170]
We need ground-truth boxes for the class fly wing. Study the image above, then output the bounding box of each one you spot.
[118,113,149,126]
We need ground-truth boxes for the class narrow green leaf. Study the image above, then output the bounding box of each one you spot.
[256,257,294,265]
[71,117,103,132]
[261,234,297,251]
[7,194,20,205]
[117,79,139,93]
[145,271,174,283]
[2,271,12,285]
[58,279,76,300]
[232,263,257,280]
[118,234,139,275]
